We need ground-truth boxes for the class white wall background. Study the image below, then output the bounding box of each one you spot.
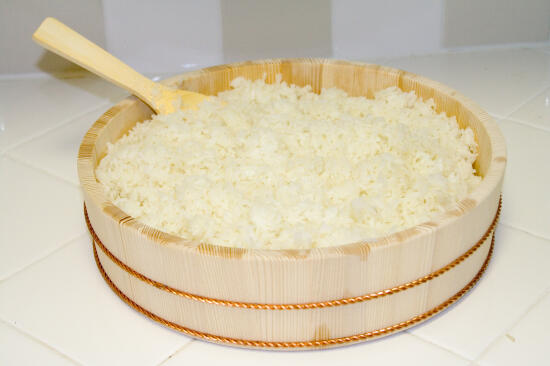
[332,0,444,59]
[102,0,223,73]
[1,0,549,75]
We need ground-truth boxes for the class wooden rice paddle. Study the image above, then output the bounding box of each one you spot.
[32,17,208,114]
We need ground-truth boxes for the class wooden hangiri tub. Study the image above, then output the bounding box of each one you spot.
[78,59,506,349]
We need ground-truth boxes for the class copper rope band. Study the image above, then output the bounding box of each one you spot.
[85,196,500,310]
[93,232,494,348]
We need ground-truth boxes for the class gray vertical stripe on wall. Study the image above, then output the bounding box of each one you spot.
[443,0,550,47]
[0,0,106,74]
[221,0,333,63]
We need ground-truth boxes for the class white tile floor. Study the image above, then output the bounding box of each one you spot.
[385,47,550,118]
[509,87,550,132]
[1,46,549,365]
[0,321,77,366]
[0,75,126,153]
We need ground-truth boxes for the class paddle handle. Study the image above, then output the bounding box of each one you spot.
[33,17,159,108]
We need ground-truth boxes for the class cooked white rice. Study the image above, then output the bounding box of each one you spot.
[96,77,481,249]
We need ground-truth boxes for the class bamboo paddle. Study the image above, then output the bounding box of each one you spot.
[33,17,208,114]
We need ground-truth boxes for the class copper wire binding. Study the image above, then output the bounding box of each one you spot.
[93,230,495,348]
[85,197,501,310]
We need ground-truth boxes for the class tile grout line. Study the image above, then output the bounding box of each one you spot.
[2,101,111,154]
[406,331,474,363]
[0,73,55,81]
[406,220,550,363]
[491,111,550,135]
[500,85,550,119]
[157,340,196,365]
[500,222,550,242]
[473,290,550,364]
[489,113,508,120]
[0,318,83,366]
[442,42,550,55]
[4,153,80,188]
[381,41,550,65]
[502,117,550,134]
[0,233,90,285]
[2,42,548,81]
[0,70,94,81]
